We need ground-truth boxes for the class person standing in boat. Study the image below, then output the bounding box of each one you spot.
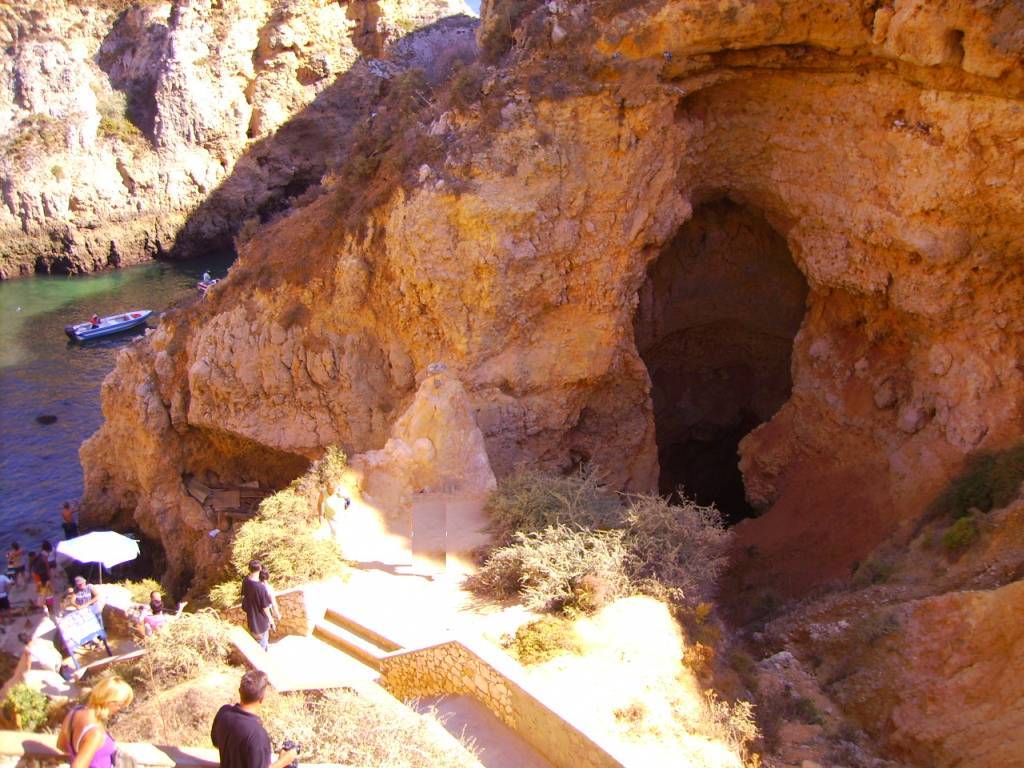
[202,270,212,283]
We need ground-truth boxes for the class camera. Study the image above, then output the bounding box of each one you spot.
[281,740,301,768]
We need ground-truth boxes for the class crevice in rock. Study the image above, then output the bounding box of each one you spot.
[635,198,808,524]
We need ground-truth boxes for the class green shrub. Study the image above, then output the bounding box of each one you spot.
[228,488,345,588]
[943,515,978,553]
[313,445,348,490]
[132,610,232,690]
[466,525,630,613]
[931,442,1024,519]
[852,555,897,586]
[99,115,144,144]
[621,494,732,609]
[208,580,241,609]
[3,684,49,732]
[113,578,163,604]
[792,697,824,726]
[449,63,486,110]
[484,466,621,546]
[502,616,583,665]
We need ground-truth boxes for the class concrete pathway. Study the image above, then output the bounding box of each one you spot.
[325,567,535,650]
[414,694,553,768]
[266,635,378,691]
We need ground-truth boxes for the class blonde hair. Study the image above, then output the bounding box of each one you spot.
[87,676,134,722]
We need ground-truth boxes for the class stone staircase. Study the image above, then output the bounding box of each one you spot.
[311,607,402,671]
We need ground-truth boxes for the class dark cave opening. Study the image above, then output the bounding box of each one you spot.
[635,198,808,525]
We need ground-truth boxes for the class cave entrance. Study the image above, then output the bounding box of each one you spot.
[635,198,808,524]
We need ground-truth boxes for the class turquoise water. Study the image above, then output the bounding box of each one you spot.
[0,254,233,550]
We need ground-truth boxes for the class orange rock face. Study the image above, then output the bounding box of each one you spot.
[80,0,1023,597]
[78,2,1024,761]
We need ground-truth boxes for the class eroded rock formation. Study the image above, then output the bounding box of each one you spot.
[82,0,1024,591]
[0,0,473,277]
[79,1,1023,762]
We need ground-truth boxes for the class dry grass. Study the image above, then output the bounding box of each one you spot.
[112,578,163,604]
[466,525,630,613]
[114,672,480,765]
[129,610,233,692]
[484,466,621,545]
[516,597,757,767]
[474,470,733,613]
[622,494,732,610]
[258,688,479,767]
[110,666,238,747]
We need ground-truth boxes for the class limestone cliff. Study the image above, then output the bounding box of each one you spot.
[79,1,1023,763]
[0,0,473,277]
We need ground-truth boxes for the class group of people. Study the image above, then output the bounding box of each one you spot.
[1,540,60,621]
[1,501,89,623]
[58,669,297,768]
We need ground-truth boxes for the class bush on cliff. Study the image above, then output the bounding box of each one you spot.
[466,525,630,613]
[502,615,584,665]
[622,494,731,609]
[484,465,621,545]
[313,445,348,490]
[943,515,979,554]
[473,470,733,613]
[2,684,50,732]
[931,442,1024,519]
[228,488,345,589]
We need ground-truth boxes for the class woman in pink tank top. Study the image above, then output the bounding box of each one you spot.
[58,676,134,768]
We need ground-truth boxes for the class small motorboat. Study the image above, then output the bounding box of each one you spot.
[65,310,153,341]
[198,278,219,295]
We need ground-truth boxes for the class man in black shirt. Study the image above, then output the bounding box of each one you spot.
[241,560,275,651]
[211,670,297,768]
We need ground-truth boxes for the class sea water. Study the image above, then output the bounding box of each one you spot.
[0,254,233,550]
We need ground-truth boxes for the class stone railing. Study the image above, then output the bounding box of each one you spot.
[379,637,626,768]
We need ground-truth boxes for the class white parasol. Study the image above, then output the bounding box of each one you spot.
[56,531,140,580]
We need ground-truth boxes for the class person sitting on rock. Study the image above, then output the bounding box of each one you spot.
[69,576,104,629]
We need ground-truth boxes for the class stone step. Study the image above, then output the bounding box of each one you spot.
[312,620,391,670]
[323,607,402,653]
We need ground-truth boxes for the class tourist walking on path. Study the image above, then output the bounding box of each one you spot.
[61,501,80,539]
[259,568,282,624]
[6,542,26,587]
[241,560,275,651]
[58,675,134,768]
[212,670,298,768]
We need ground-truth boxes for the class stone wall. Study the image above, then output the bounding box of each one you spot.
[219,580,335,638]
[379,638,625,768]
